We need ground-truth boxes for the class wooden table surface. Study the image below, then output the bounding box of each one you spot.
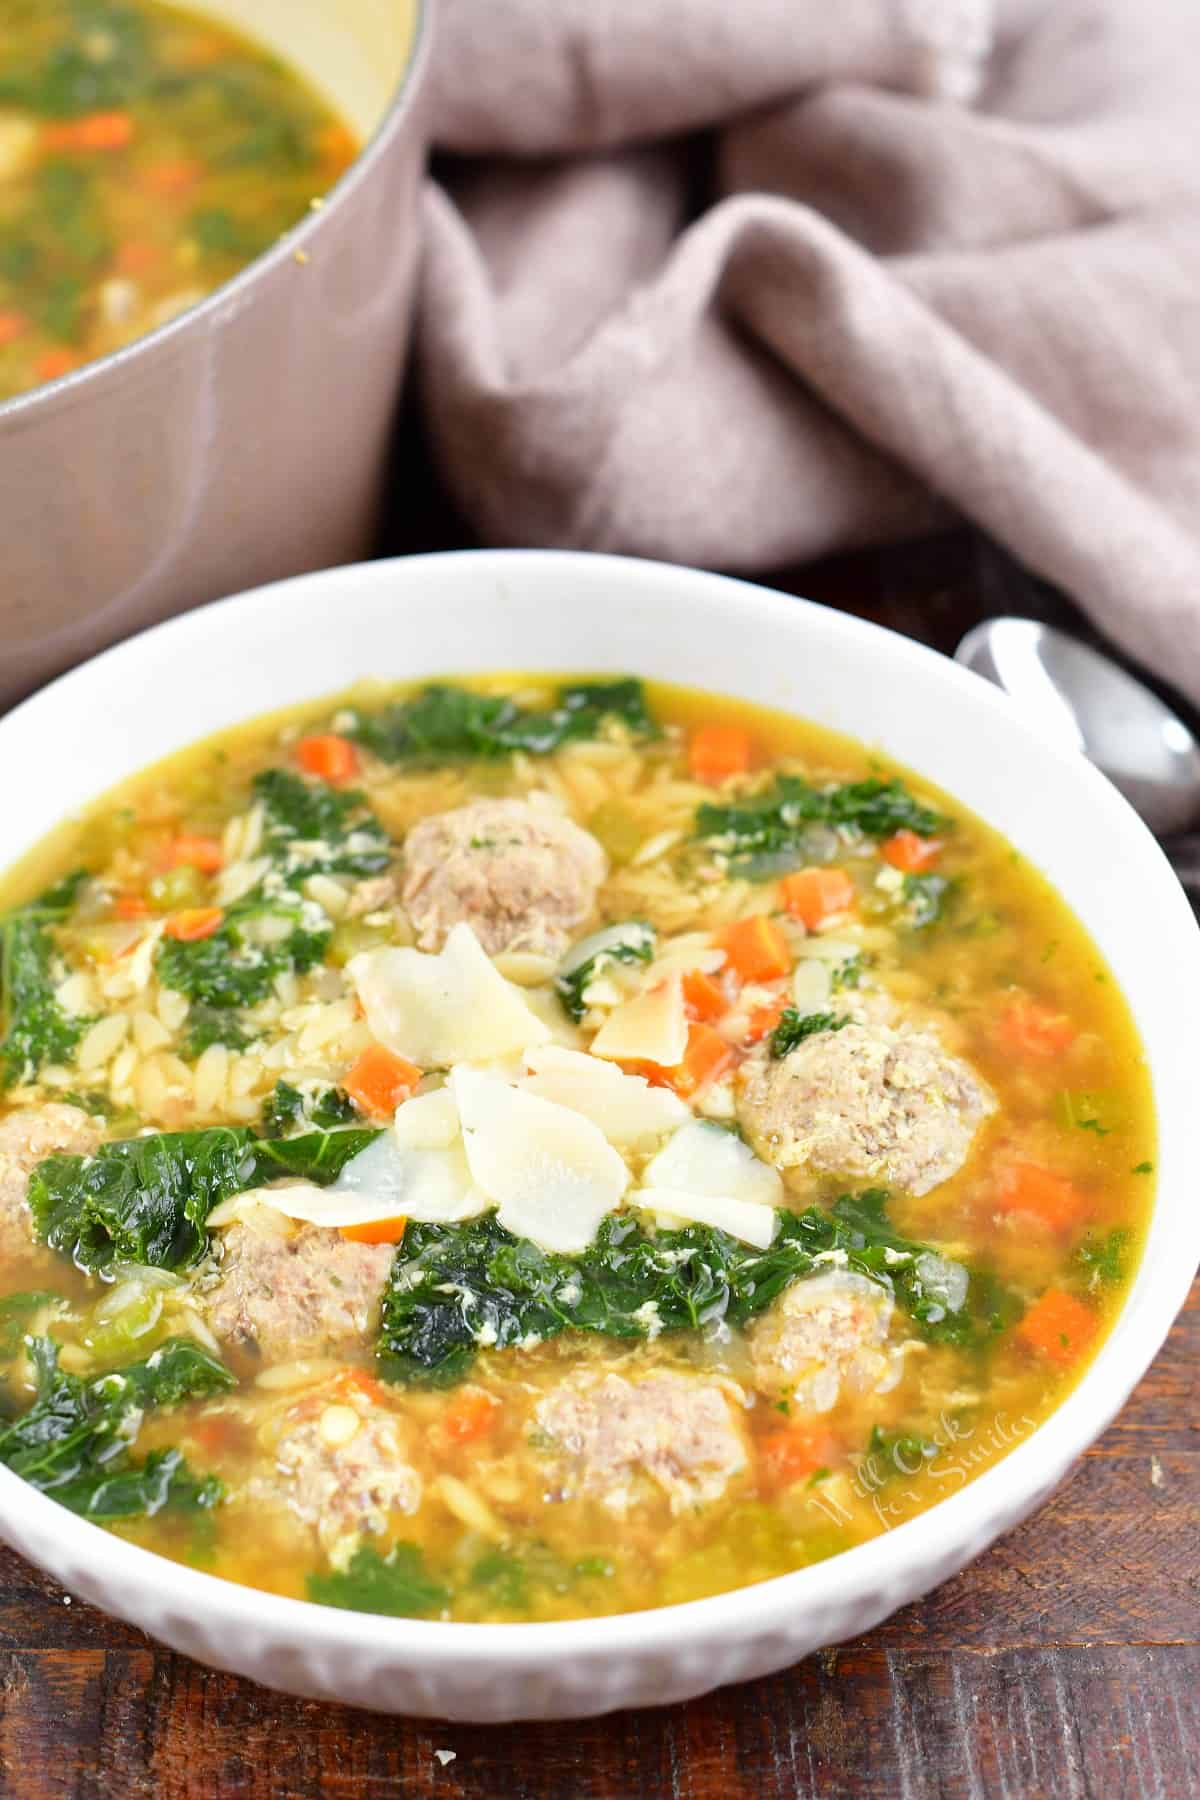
[1,484,1196,1798]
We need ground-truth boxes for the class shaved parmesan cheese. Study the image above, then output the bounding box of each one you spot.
[589,974,688,1069]
[792,958,832,1012]
[451,1066,629,1253]
[348,923,551,1068]
[332,1131,485,1224]
[393,1087,460,1150]
[641,932,726,984]
[643,1119,783,1209]
[521,1045,687,1146]
[641,1189,778,1248]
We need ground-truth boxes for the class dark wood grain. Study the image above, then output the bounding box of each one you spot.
[1,471,1197,1796]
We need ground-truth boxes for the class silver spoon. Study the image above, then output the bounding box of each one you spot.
[955,617,1200,887]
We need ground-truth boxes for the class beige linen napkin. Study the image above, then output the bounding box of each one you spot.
[415,0,1200,697]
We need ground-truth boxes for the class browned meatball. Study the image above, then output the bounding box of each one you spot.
[401,797,607,957]
[0,1103,100,1260]
[200,1220,394,1362]
[748,1270,900,1410]
[737,1020,994,1196]
[261,1390,422,1560]
[534,1370,747,1514]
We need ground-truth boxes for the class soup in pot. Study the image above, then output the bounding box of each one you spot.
[0,675,1153,1621]
[0,0,359,402]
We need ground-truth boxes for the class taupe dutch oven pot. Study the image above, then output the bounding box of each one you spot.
[0,0,431,709]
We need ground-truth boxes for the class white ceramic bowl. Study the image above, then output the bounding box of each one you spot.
[0,550,1196,1721]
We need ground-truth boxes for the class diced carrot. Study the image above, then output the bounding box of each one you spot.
[689,723,753,785]
[296,733,359,785]
[1017,1288,1096,1367]
[316,122,359,166]
[343,1044,421,1118]
[0,311,28,348]
[665,1022,735,1099]
[140,157,203,197]
[997,997,1076,1058]
[115,240,160,275]
[778,866,856,929]
[995,1161,1088,1231]
[325,1367,390,1407]
[340,1215,408,1245]
[169,834,224,874]
[681,968,727,1023]
[881,830,943,873]
[115,893,150,920]
[744,996,788,1045]
[42,110,135,153]
[34,348,79,384]
[716,915,791,983]
[163,906,223,942]
[758,1422,838,1491]
[440,1387,500,1445]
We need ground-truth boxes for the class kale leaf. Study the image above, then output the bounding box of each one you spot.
[28,1122,380,1275]
[696,776,946,879]
[376,1196,989,1385]
[307,1543,449,1618]
[1075,1227,1129,1287]
[251,769,391,880]
[157,771,390,1023]
[831,1190,1022,1347]
[0,1335,231,1522]
[901,872,956,929]
[554,921,656,1022]
[862,1424,940,1482]
[0,871,90,1087]
[769,1010,850,1059]
[347,679,657,764]
[260,1079,359,1137]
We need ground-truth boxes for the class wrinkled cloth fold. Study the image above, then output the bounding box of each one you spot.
[415,0,1200,696]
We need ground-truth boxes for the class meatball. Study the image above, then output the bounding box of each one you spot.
[737,1019,995,1195]
[0,1104,100,1260]
[534,1370,747,1514]
[200,1219,393,1362]
[400,797,607,958]
[258,1388,422,1561]
[749,1270,900,1410]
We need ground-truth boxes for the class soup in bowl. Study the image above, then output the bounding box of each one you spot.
[0,550,1194,1718]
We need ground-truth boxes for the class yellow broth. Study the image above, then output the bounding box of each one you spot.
[0,676,1154,1622]
[0,0,359,401]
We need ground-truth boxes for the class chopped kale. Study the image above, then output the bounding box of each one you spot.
[347,679,657,764]
[260,1079,359,1137]
[1075,1228,1129,1286]
[830,953,865,993]
[28,1122,380,1275]
[696,776,947,879]
[467,1543,614,1612]
[182,1005,252,1061]
[0,871,90,1088]
[377,1195,989,1385]
[156,771,390,1012]
[769,1010,850,1059]
[251,769,391,880]
[554,921,656,1022]
[901,872,956,929]
[307,1543,448,1618]
[863,1425,940,1481]
[58,1090,114,1119]
[0,1335,230,1523]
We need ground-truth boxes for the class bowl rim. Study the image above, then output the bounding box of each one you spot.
[0,0,432,425]
[0,546,1196,1670]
